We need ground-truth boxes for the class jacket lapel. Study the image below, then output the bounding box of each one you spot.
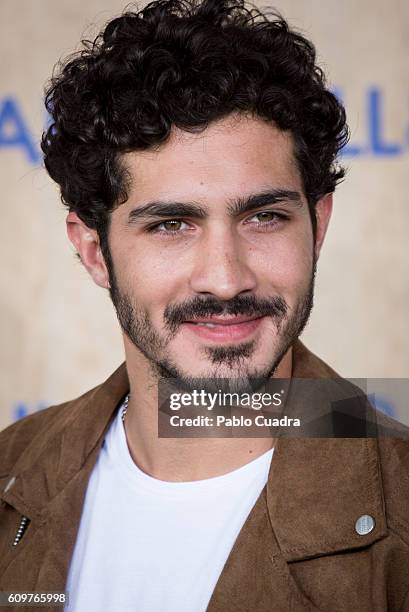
[265,438,387,562]
[2,364,129,516]
[0,364,129,590]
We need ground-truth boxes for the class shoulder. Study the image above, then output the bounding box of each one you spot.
[0,363,129,481]
[0,385,101,478]
[292,340,340,378]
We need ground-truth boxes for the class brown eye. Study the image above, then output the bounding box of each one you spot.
[256,211,275,222]
[148,219,191,235]
[163,220,182,231]
[244,210,287,230]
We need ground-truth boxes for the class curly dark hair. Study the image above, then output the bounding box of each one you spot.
[41,0,349,262]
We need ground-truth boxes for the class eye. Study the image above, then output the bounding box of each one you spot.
[254,211,276,223]
[148,219,190,234]
[245,210,288,228]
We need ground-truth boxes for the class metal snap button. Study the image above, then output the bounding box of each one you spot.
[355,514,375,535]
[4,476,16,493]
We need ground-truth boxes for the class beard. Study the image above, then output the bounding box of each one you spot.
[107,258,316,388]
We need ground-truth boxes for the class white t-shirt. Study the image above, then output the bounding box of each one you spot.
[65,405,274,612]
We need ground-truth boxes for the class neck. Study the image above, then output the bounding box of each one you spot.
[122,344,292,482]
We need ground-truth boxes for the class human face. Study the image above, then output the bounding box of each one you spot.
[103,114,329,381]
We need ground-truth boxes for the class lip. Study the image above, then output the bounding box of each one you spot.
[182,315,266,343]
[185,315,261,325]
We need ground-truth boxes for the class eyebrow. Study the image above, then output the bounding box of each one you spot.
[127,188,303,224]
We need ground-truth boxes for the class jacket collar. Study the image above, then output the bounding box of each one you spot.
[267,341,387,561]
[1,365,129,522]
[2,340,387,560]
[266,436,387,561]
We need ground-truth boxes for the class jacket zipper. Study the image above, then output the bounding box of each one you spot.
[13,515,29,546]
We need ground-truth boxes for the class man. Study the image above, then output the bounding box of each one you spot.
[1,0,408,610]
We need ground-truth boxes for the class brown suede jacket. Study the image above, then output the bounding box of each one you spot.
[1,341,409,611]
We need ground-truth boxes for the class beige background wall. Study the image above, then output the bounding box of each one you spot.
[1,0,408,429]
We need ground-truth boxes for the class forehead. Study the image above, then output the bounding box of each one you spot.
[121,113,303,205]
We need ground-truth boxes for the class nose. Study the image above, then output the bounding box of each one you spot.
[189,225,257,300]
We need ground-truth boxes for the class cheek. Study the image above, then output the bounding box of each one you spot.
[249,230,313,295]
[115,242,189,311]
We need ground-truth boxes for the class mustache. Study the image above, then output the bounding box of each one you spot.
[163,294,288,333]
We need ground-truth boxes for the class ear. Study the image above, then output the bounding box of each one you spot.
[314,193,333,260]
[66,212,110,289]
